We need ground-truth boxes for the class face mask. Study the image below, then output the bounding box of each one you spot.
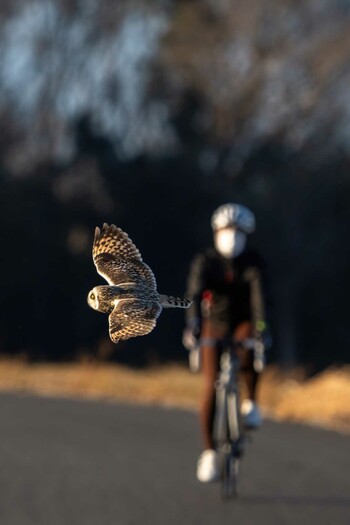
[214,229,247,259]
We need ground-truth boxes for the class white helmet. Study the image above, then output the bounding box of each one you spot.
[211,203,256,234]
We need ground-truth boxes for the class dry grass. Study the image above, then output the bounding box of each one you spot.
[0,359,202,409]
[0,358,348,433]
[259,366,350,432]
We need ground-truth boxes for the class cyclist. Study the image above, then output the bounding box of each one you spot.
[183,203,270,483]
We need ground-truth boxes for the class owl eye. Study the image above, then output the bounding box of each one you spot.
[90,293,95,300]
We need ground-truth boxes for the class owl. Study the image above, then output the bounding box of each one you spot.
[87,224,192,343]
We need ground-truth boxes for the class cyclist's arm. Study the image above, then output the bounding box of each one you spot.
[243,259,269,340]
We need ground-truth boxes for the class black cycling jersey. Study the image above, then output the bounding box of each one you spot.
[185,247,267,333]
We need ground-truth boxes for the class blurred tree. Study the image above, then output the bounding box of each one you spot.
[0,0,348,369]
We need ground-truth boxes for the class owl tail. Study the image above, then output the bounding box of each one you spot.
[159,295,192,309]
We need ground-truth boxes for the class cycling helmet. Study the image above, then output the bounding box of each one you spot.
[211,203,256,233]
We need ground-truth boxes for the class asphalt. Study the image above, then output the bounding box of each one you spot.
[0,393,349,525]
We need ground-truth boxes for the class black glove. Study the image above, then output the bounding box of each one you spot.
[254,321,272,351]
[258,329,272,351]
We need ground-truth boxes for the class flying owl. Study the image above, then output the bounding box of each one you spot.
[87,224,192,343]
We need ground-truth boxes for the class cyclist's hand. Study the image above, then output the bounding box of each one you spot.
[252,327,271,373]
[255,329,272,352]
[182,326,200,350]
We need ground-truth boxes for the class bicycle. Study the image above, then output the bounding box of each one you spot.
[198,336,265,499]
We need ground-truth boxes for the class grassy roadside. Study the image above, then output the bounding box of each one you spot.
[0,359,349,433]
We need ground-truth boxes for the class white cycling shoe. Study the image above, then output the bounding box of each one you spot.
[196,449,220,483]
[241,399,262,429]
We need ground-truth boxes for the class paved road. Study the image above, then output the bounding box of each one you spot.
[0,394,349,525]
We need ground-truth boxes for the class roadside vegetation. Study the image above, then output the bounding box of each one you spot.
[0,359,348,433]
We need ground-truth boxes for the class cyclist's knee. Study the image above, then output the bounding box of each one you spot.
[233,320,253,340]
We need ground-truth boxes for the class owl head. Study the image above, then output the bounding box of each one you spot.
[87,286,114,313]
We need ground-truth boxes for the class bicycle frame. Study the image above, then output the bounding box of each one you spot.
[213,339,261,499]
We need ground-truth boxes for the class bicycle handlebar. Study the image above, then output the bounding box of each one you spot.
[199,337,263,350]
[194,337,266,373]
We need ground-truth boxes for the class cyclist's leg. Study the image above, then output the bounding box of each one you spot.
[234,321,262,428]
[199,320,227,450]
[233,321,259,401]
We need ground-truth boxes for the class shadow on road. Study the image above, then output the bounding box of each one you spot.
[240,495,350,508]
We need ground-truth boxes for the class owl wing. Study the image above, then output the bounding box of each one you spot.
[93,224,157,290]
[108,300,160,343]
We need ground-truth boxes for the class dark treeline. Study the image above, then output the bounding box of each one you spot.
[0,105,347,370]
[0,0,348,370]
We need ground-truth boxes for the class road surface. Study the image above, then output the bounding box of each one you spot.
[0,393,349,525]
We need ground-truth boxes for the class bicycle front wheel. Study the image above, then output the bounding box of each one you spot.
[221,390,243,499]
[222,452,240,499]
